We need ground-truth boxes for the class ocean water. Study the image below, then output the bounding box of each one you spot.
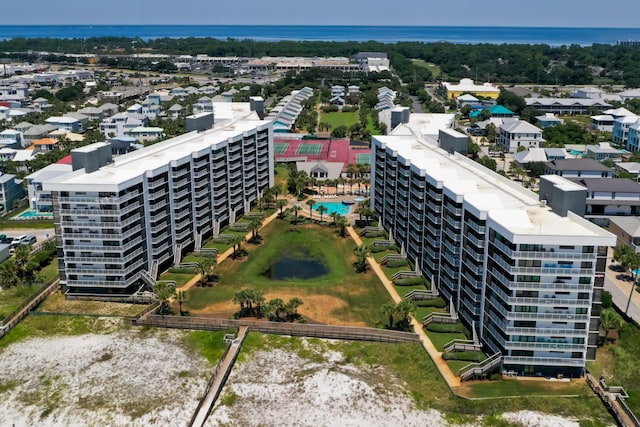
[0,25,639,46]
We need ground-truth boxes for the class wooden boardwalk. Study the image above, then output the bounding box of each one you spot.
[189,326,249,427]
[0,279,58,340]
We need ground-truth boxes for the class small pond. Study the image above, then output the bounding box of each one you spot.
[263,248,329,280]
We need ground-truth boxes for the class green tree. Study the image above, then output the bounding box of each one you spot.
[198,256,217,286]
[0,262,18,288]
[13,244,34,284]
[154,282,176,315]
[317,205,328,222]
[287,297,304,320]
[395,300,416,331]
[476,156,497,172]
[305,199,316,220]
[336,214,348,237]
[277,199,288,216]
[175,290,189,315]
[249,218,262,242]
[291,204,302,224]
[353,244,370,273]
[381,302,396,329]
[600,308,624,342]
[231,235,246,259]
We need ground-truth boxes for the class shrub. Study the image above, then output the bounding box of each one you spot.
[442,351,485,362]
[370,245,388,253]
[168,267,197,274]
[394,277,424,286]
[602,291,613,309]
[365,231,386,238]
[386,259,408,268]
[426,323,467,333]
[389,245,400,252]
[415,298,447,308]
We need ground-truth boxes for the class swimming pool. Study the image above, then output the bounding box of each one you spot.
[15,210,54,219]
[314,202,351,216]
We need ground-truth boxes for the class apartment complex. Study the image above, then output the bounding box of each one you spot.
[44,104,273,296]
[371,130,615,377]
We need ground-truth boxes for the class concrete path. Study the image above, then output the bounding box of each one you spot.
[190,325,249,427]
[346,226,461,389]
[177,209,282,292]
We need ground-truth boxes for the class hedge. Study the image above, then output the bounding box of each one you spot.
[370,245,388,253]
[365,231,386,238]
[426,323,467,333]
[386,259,408,268]
[394,277,425,286]
[168,267,198,274]
[415,298,447,308]
[442,351,485,362]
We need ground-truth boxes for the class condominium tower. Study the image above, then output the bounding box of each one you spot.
[372,123,615,377]
[44,104,273,296]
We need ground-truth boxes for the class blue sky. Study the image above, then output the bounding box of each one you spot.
[4,0,637,27]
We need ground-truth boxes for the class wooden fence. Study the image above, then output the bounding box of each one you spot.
[0,279,59,339]
[134,315,420,344]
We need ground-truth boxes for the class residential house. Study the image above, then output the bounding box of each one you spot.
[32,138,59,153]
[442,78,500,99]
[525,98,611,115]
[0,129,22,148]
[586,142,625,162]
[221,88,239,102]
[45,116,82,133]
[0,84,29,103]
[168,104,183,119]
[23,124,57,146]
[609,217,640,252]
[616,162,640,180]
[572,178,640,216]
[98,103,119,116]
[77,106,104,121]
[536,113,564,128]
[128,126,164,143]
[545,158,613,178]
[99,112,146,138]
[591,115,615,132]
[497,119,544,153]
[126,104,143,115]
[613,115,640,146]
[626,122,640,152]
[0,173,24,211]
[619,88,640,103]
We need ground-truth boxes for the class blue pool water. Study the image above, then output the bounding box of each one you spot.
[15,210,53,219]
[314,202,351,216]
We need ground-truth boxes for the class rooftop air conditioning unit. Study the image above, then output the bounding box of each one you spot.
[540,199,547,207]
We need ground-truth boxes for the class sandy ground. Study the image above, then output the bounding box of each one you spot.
[206,338,583,427]
[0,327,210,427]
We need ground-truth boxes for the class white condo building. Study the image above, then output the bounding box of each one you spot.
[372,125,615,377]
[44,104,273,296]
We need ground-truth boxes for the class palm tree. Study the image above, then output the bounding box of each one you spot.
[291,204,302,224]
[330,211,338,226]
[231,234,246,259]
[0,262,18,288]
[277,199,288,216]
[600,308,623,342]
[395,300,416,331]
[249,218,262,242]
[13,244,33,283]
[306,199,316,220]
[381,302,396,329]
[353,244,370,273]
[317,205,328,222]
[233,289,249,316]
[175,290,189,315]
[252,289,266,317]
[336,214,348,237]
[198,256,217,286]
[154,282,176,315]
[287,297,304,320]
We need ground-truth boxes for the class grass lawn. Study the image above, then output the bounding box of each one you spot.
[36,290,147,317]
[240,333,613,425]
[410,59,442,78]
[320,110,359,130]
[559,115,592,126]
[0,284,43,321]
[185,219,393,326]
[38,261,59,283]
[459,377,596,399]
[158,272,196,287]
[425,329,468,352]
[274,164,289,192]
[586,322,640,414]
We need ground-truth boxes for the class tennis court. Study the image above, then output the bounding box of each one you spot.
[296,143,323,155]
[356,153,371,164]
[274,143,289,154]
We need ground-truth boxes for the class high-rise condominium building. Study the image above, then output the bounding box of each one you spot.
[44,104,273,296]
[372,126,615,377]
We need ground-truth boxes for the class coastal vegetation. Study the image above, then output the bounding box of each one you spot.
[3,37,640,86]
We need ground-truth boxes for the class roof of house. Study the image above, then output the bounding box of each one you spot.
[586,142,623,154]
[32,138,58,146]
[525,98,612,107]
[513,148,547,164]
[546,158,612,172]
[610,216,640,237]
[500,120,542,134]
[604,107,635,117]
[46,116,79,124]
[616,162,640,174]
[572,178,640,193]
[536,113,563,122]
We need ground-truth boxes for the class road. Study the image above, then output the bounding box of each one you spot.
[604,264,640,322]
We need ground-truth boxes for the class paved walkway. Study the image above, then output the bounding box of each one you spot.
[190,326,249,427]
[346,226,461,389]
[176,209,282,292]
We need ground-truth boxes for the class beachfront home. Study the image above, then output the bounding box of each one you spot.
[497,119,544,153]
[0,173,24,212]
[545,159,613,178]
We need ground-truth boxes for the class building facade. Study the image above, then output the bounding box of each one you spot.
[44,108,273,296]
[372,133,615,377]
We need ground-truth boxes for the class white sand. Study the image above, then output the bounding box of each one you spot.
[0,328,210,427]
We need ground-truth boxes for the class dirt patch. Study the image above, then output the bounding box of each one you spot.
[191,289,366,326]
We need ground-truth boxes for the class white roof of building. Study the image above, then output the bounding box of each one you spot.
[45,103,265,189]
[374,131,614,244]
[526,98,611,107]
[513,148,548,163]
[26,163,73,182]
[586,142,622,154]
[617,162,640,174]
[604,107,634,117]
[500,119,543,134]
[443,78,500,93]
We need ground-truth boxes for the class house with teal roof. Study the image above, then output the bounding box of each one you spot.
[469,104,515,119]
